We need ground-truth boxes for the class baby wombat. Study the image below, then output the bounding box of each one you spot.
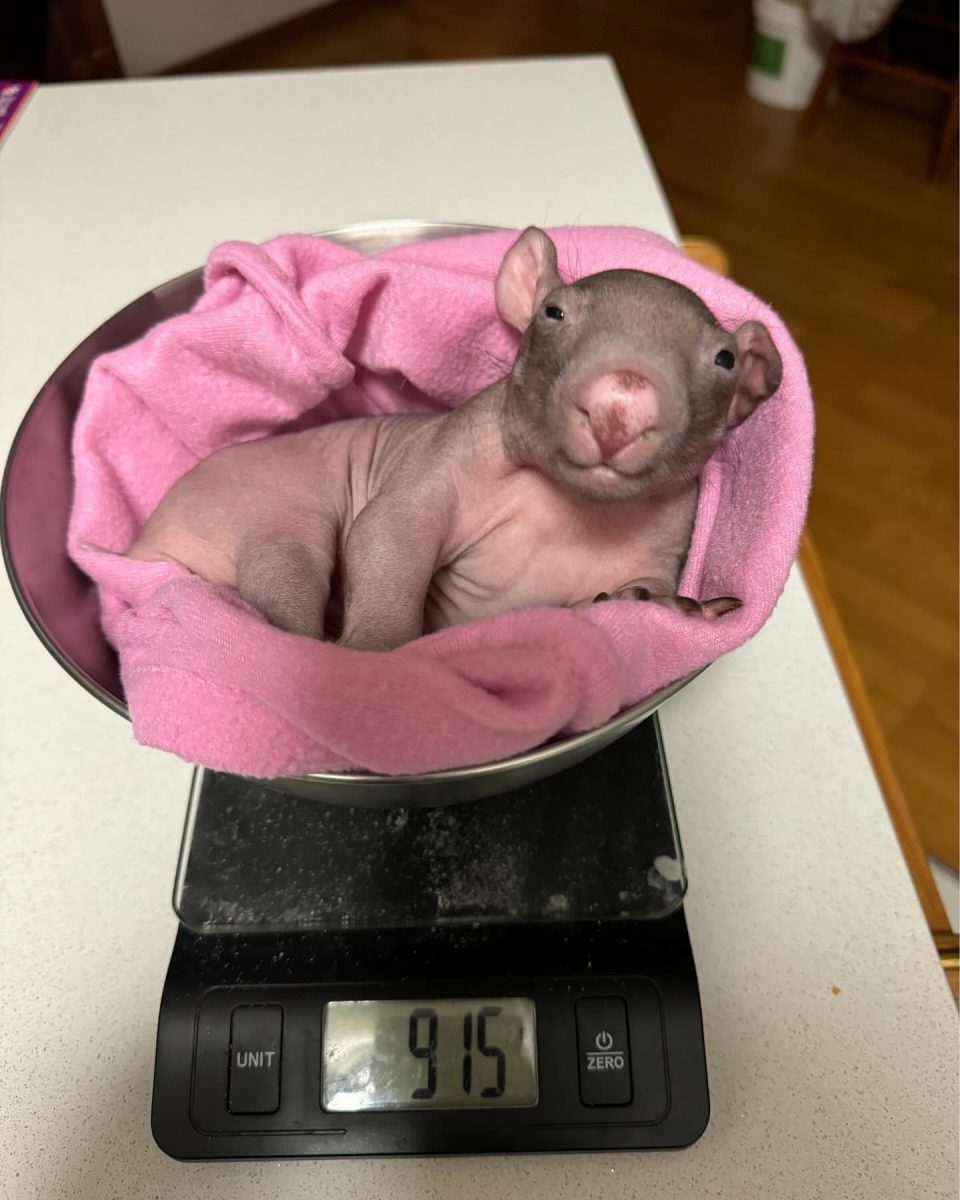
[128,228,782,650]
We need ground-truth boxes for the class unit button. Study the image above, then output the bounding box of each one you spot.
[228,1005,282,1114]
[576,997,632,1106]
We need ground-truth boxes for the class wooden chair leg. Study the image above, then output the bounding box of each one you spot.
[929,82,958,179]
[805,43,843,129]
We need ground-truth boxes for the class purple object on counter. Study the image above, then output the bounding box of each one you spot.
[0,81,36,144]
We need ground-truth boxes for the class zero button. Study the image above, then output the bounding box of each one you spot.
[576,997,632,1106]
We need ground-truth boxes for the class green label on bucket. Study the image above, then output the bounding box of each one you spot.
[753,31,786,77]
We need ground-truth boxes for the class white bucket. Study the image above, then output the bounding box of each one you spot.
[747,0,829,110]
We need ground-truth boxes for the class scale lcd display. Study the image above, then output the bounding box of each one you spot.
[322,998,538,1111]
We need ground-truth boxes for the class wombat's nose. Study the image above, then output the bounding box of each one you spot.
[579,370,659,461]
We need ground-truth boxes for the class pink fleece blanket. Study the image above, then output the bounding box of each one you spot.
[68,227,813,777]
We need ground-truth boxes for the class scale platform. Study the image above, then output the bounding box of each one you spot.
[152,714,709,1159]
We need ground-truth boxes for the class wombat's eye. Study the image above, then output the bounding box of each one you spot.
[544,305,564,321]
[715,349,735,369]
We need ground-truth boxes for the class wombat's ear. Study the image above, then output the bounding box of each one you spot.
[495,227,563,332]
[727,321,783,428]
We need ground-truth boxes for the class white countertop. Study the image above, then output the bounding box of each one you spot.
[0,57,956,1200]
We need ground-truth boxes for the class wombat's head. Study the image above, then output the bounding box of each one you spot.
[496,227,782,502]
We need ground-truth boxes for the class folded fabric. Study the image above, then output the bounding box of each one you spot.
[68,227,813,777]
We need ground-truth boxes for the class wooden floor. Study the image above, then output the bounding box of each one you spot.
[177,0,960,867]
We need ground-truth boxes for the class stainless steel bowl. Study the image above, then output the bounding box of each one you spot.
[1,219,698,806]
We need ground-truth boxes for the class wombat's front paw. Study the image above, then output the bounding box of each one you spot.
[673,595,742,620]
[593,589,742,620]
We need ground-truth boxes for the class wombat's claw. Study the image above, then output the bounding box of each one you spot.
[675,595,743,620]
[673,596,703,617]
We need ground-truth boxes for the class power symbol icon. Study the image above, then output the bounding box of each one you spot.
[595,1029,614,1051]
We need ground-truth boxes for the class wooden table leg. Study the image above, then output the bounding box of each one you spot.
[930,80,959,179]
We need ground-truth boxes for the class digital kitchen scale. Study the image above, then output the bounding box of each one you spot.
[151,714,709,1159]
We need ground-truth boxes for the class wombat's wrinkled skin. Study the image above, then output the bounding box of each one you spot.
[129,228,782,650]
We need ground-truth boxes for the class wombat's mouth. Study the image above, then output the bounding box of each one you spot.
[559,449,646,480]
[571,462,628,482]
[555,453,655,501]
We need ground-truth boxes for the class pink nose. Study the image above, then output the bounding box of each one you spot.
[579,370,659,461]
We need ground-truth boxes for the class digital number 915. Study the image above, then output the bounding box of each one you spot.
[408,1006,506,1100]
